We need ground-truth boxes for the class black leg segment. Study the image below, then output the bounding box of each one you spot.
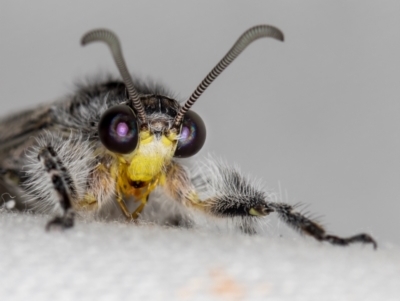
[38,146,76,230]
[268,202,377,249]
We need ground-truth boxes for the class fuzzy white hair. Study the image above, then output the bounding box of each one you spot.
[181,154,279,232]
[22,131,95,215]
[191,154,278,205]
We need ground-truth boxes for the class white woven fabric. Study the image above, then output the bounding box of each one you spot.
[0,211,398,301]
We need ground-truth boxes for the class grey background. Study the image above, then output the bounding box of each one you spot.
[1,0,400,245]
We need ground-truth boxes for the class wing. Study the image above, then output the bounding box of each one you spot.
[0,104,53,142]
[0,104,54,155]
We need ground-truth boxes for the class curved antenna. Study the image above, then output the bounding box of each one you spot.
[81,29,146,123]
[173,25,284,127]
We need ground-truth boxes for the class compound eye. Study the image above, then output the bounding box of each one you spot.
[174,110,206,158]
[98,105,139,154]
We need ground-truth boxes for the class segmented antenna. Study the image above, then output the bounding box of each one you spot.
[173,25,284,127]
[81,29,146,124]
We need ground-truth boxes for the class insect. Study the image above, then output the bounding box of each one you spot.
[0,25,377,249]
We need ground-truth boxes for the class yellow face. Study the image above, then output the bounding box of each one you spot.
[115,129,178,197]
[126,130,177,182]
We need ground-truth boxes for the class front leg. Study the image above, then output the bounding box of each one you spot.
[161,161,273,218]
[37,146,76,230]
[161,159,377,249]
[268,202,377,249]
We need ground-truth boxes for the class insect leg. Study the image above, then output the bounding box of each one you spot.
[129,196,149,219]
[161,161,274,218]
[37,146,76,230]
[116,193,148,219]
[162,159,377,248]
[267,202,377,249]
[116,193,132,218]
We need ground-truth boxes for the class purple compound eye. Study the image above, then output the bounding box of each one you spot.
[174,110,206,158]
[98,105,139,154]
